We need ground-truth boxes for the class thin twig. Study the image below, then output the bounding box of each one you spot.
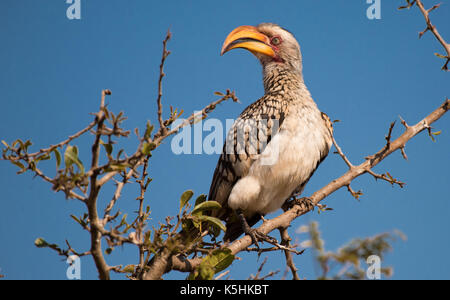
[156,30,172,134]
[279,227,301,280]
[415,0,450,70]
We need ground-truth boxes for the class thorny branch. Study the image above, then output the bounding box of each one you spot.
[400,0,450,70]
[2,30,238,280]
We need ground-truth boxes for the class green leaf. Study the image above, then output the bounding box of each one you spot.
[119,214,128,227]
[11,161,25,170]
[198,264,215,280]
[122,265,135,273]
[196,215,226,232]
[71,215,81,225]
[180,190,194,211]
[192,201,221,216]
[52,149,62,168]
[194,194,207,207]
[194,249,235,279]
[116,149,124,160]
[142,142,156,155]
[144,121,154,140]
[35,154,51,162]
[108,163,129,172]
[208,249,235,273]
[64,145,85,174]
[432,130,442,136]
[34,237,48,248]
[100,140,113,156]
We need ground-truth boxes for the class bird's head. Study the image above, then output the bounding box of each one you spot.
[221,23,302,74]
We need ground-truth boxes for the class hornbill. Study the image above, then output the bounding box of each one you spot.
[208,23,333,243]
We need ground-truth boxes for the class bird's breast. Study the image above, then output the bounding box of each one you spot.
[229,103,331,216]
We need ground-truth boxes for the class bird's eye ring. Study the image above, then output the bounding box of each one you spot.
[271,36,282,46]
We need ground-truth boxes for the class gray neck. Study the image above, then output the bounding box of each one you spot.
[262,63,305,96]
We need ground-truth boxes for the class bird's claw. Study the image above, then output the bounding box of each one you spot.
[294,197,315,211]
[282,196,315,211]
[245,228,277,249]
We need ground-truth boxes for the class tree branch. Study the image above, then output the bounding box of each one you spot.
[415,0,450,70]
[85,89,112,280]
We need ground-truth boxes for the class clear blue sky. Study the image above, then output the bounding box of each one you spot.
[0,0,449,279]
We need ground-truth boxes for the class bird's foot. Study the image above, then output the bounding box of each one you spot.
[294,197,315,211]
[282,196,315,211]
[245,228,277,249]
[237,210,276,249]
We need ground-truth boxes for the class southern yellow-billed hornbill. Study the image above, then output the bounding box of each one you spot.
[208,23,333,243]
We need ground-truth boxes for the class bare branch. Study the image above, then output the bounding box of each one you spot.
[85,89,112,280]
[415,0,450,70]
[156,30,172,135]
[332,134,354,169]
[367,169,406,188]
[279,227,301,280]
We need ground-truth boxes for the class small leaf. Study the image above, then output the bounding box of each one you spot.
[432,130,442,136]
[214,91,224,96]
[194,249,235,279]
[34,238,48,248]
[100,140,113,156]
[198,264,215,280]
[64,145,85,174]
[192,201,221,215]
[122,265,135,273]
[142,142,156,155]
[119,214,128,227]
[105,248,113,255]
[71,215,81,225]
[194,194,207,207]
[108,163,129,172]
[144,121,154,140]
[180,190,194,211]
[52,149,62,168]
[35,154,51,162]
[386,172,394,182]
[435,53,447,59]
[196,215,226,232]
[11,161,25,170]
[1,140,9,148]
[208,249,235,273]
[116,149,124,160]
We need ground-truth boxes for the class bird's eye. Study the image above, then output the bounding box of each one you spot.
[271,36,282,46]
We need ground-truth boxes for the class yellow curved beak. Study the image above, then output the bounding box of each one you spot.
[221,25,275,58]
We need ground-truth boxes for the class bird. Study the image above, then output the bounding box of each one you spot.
[208,23,333,243]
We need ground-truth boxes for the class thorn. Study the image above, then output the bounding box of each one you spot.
[428,3,441,13]
[399,115,409,129]
[400,147,408,160]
